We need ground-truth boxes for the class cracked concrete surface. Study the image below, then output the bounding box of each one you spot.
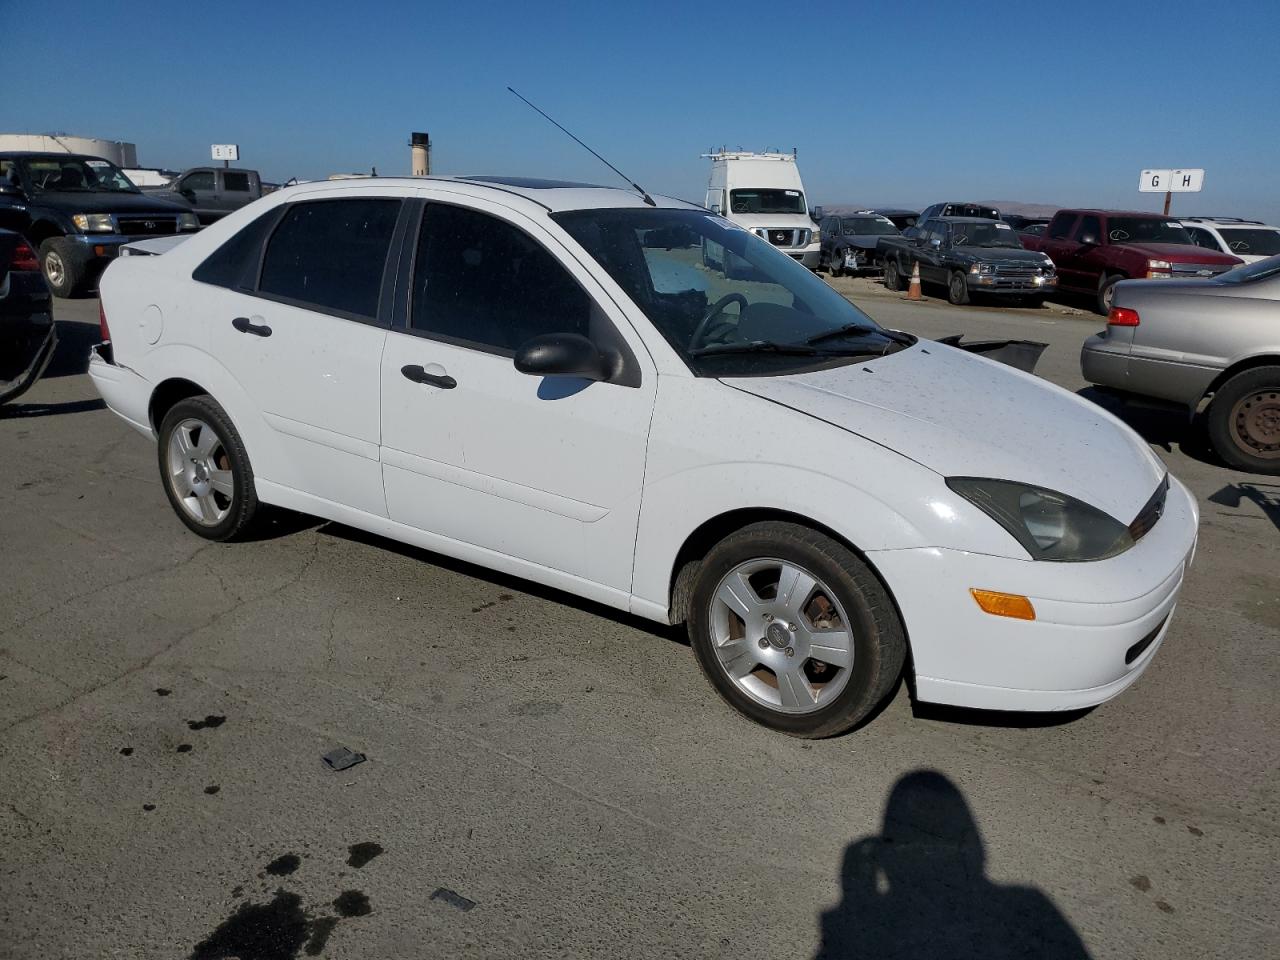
[0,298,1276,959]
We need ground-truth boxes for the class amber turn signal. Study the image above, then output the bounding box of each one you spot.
[970,588,1036,621]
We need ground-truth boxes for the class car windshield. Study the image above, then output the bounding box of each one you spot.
[22,157,138,193]
[729,189,806,215]
[949,221,1024,248]
[1219,254,1280,284]
[554,208,911,376]
[1106,218,1191,245]
[1218,228,1280,257]
[843,217,899,236]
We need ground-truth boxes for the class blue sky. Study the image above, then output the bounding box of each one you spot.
[7,0,1279,220]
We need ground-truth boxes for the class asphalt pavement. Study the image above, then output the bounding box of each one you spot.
[1,291,1276,959]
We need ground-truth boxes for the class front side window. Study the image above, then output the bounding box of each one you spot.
[555,208,910,377]
[1076,215,1102,243]
[1217,228,1280,257]
[182,171,216,192]
[729,189,806,215]
[410,203,595,354]
[1106,218,1191,245]
[258,198,401,319]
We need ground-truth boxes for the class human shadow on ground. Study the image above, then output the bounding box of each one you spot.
[1208,481,1280,533]
[815,770,1092,960]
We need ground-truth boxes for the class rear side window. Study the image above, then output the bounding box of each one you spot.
[409,203,593,354]
[223,171,251,192]
[259,199,401,319]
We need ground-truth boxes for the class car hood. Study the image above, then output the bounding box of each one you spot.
[722,343,1164,522]
[952,245,1051,264]
[33,190,191,214]
[1121,241,1240,264]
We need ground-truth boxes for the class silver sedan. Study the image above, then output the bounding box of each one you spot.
[1082,255,1280,474]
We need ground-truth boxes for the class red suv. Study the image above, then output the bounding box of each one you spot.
[1023,209,1241,313]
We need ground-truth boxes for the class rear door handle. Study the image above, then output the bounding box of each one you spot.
[232,316,272,337]
[401,364,457,389]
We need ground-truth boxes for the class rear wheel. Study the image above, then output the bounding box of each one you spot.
[947,270,970,305]
[1097,273,1123,315]
[1207,366,1280,474]
[687,522,906,738]
[39,238,87,298]
[157,395,260,540]
[884,259,903,291]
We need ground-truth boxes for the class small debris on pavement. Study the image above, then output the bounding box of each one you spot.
[186,715,226,730]
[322,747,366,771]
[430,887,476,912]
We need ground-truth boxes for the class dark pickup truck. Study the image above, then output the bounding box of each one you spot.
[0,152,199,297]
[141,166,263,224]
[1022,209,1242,313]
[879,216,1058,305]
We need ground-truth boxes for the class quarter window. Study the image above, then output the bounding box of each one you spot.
[409,204,594,354]
[259,199,401,319]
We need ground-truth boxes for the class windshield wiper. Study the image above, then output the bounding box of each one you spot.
[804,323,913,346]
[691,340,818,358]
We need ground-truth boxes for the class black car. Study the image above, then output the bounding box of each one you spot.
[0,152,199,298]
[878,216,1058,306]
[817,212,902,276]
[0,228,55,405]
[1002,214,1052,234]
[905,202,1001,239]
[869,208,919,232]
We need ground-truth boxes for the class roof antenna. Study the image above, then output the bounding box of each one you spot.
[507,86,655,206]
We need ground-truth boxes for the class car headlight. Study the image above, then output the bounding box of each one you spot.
[968,263,994,274]
[178,212,200,231]
[946,477,1134,561]
[72,213,114,233]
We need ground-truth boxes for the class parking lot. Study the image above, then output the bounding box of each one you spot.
[2,292,1277,958]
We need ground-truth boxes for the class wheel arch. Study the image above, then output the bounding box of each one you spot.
[28,219,65,247]
[149,377,212,432]
[1203,353,1280,402]
[666,507,907,639]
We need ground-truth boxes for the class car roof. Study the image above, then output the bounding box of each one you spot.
[1180,217,1275,228]
[275,175,700,214]
[935,216,1006,224]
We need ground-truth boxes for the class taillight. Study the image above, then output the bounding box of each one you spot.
[1107,306,1140,327]
[99,302,112,342]
[11,240,39,272]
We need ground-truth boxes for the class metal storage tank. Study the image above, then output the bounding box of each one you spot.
[0,133,138,167]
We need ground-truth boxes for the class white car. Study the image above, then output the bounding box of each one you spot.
[1181,217,1280,264]
[89,177,1198,737]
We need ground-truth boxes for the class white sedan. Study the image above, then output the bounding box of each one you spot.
[89,176,1198,737]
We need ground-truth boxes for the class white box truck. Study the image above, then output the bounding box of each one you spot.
[703,151,821,268]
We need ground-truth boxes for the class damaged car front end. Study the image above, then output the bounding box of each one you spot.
[0,230,56,405]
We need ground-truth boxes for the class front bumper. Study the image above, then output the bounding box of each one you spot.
[967,273,1058,295]
[781,244,820,268]
[868,475,1199,711]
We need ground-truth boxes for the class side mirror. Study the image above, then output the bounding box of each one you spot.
[812,206,824,222]
[709,203,721,215]
[1079,234,1097,246]
[514,333,615,382]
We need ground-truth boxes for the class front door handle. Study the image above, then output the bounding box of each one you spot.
[401,364,457,389]
[232,316,272,337]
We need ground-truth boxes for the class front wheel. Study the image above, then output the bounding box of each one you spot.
[883,259,903,291]
[687,522,906,738]
[157,395,260,540]
[39,239,87,298]
[947,270,970,306]
[1207,366,1280,474]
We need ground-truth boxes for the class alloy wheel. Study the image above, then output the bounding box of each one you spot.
[708,558,855,714]
[44,250,65,288]
[165,417,235,526]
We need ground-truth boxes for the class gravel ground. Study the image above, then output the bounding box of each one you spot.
[1,294,1276,960]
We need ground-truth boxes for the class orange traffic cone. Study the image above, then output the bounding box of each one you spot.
[906,262,923,301]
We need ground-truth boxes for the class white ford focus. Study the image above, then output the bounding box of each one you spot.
[89,177,1198,737]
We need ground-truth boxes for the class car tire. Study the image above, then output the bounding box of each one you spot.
[884,259,903,291]
[1206,366,1280,474]
[39,238,87,298]
[829,248,842,278]
[686,521,906,738]
[1097,274,1123,315]
[947,270,970,306]
[157,395,260,541]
